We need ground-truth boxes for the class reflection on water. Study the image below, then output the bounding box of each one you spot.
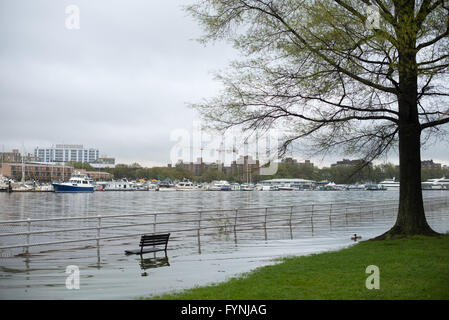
[139,256,170,277]
[0,190,448,299]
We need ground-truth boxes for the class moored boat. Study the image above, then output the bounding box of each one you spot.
[240,183,255,191]
[278,184,294,191]
[158,179,176,191]
[379,178,400,190]
[346,184,366,191]
[208,180,232,191]
[365,184,387,191]
[103,179,136,191]
[422,177,449,190]
[52,172,94,193]
[175,180,196,191]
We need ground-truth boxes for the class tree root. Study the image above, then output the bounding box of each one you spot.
[371,224,442,241]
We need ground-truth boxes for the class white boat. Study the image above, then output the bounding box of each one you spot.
[148,183,159,191]
[133,180,149,191]
[102,178,136,191]
[0,175,10,192]
[12,182,34,192]
[240,183,255,191]
[261,178,315,190]
[346,184,366,191]
[175,180,196,191]
[278,184,294,191]
[422,177,449,190]
[261,185,279,191]
[323,182,345,191]
[208,180,232,191]
[379,178,400,190]
[52,172,94,193]
[230,183,241,191]
[158,181,176,191]
[365,184,387,191]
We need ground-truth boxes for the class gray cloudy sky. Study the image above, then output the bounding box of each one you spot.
[1,0,448,168]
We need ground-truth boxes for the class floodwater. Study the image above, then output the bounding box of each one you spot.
[0,190,448,299]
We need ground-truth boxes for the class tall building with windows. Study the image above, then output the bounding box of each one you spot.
[34,144,99,163]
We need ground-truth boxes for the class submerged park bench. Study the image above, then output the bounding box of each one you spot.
[124,233,170,256]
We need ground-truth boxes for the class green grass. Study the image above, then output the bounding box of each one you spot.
[148,234,449,300]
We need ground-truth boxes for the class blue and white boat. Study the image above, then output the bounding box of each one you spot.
[52,172,94,193]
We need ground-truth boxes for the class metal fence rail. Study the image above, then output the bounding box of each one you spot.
[0,196,448,254]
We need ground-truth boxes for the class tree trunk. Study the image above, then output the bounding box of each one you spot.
[376,1,439,239]
[375,110,439,239]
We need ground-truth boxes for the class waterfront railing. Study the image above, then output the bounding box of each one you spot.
[0,196,448,254]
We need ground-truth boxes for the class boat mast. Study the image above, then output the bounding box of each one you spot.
[21,144,25,183]
[62,144,65,182]
[1,144,3,175]
[244,139,249,184]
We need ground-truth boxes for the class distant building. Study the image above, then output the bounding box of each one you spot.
[0,162,73,182]
[421,160,442,169]
[91,156,116,169]
[1,149,42,163]
[0,149,22,163]
[282,157,298,165]
[173,156,260,181]
[34,144,99,163]
[302,159,313,167]
[23,153,39,162]
[331,159,369,168]
[229,155,260,181]
[281,157,314,167]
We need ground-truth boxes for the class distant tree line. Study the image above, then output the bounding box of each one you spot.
[68,162,449,184]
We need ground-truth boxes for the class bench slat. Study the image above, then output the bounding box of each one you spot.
[140,237,168,240]
[125,247,166,255]
[142,234,169,237]
[140,242,168,246]
[125,233,170,256]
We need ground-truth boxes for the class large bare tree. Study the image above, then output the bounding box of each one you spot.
[187,0,449,238]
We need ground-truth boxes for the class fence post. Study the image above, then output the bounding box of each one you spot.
[289,206,293,240]
[329,203,333,230]
[197,211,202,254]
[234,209,238,244]
[311,204,314,235]
[96,215,101,248]
[153,214,157,234]
[264,208,268,241]
[25,218,31,254]
[345,208,348,226]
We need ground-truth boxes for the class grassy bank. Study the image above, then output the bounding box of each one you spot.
[149,234,449,300]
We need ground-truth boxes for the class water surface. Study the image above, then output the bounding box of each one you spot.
[0,190,448,299]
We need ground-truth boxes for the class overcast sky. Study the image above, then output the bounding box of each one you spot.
[1,0,448,168]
